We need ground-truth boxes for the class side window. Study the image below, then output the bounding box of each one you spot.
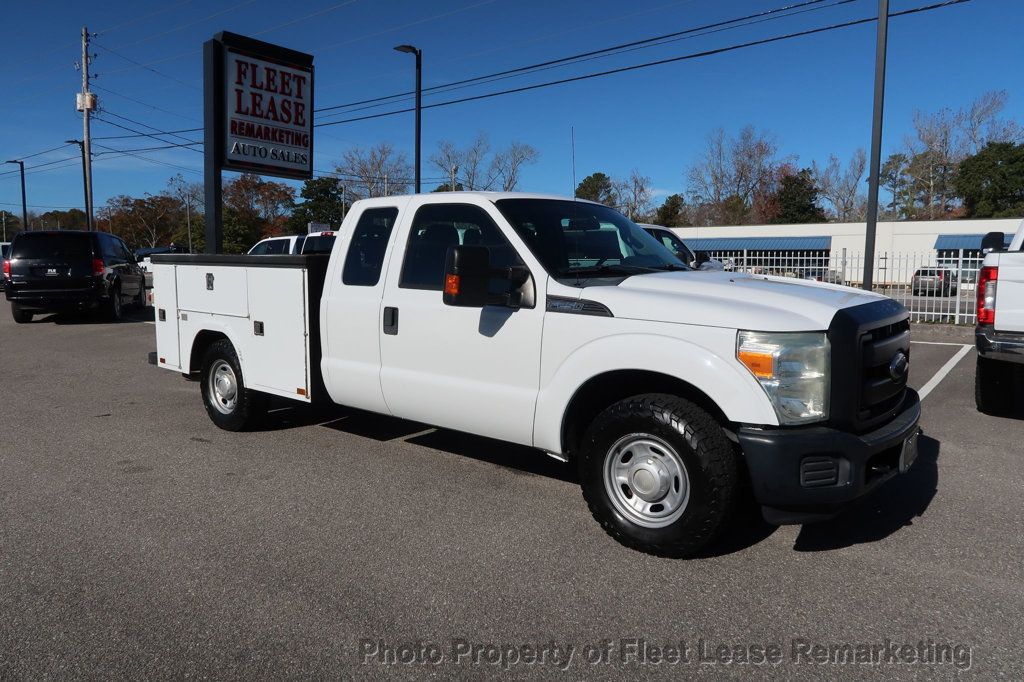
[264,239,288,255]
[117,239,133,262]
[250,241,268,255]
[100,234,122,262]
[292,236,305,254]
[342,207,399,286]
[400,203,524,291]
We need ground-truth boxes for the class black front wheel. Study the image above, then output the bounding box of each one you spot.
[578,393,739,558]
[200,339,266,431]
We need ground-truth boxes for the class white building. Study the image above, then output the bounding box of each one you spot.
[668,217,1021,286]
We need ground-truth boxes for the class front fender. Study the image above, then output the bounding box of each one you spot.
[533,327,778,455]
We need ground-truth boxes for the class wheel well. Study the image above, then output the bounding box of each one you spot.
[188,330,230,375]
[561,370,730,458]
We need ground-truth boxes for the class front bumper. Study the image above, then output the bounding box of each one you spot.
[976,324,1024,364]
[738,388,921,525]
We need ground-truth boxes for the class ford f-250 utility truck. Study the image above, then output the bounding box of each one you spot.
[975,220,1024,415]
[150,193,921,557]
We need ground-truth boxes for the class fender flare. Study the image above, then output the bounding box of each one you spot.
[532,332,778,455]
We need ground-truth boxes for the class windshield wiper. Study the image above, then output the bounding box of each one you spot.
[564,263,686,277]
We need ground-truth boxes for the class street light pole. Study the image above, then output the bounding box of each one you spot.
[65,140,93,230]
[862,0,889,291]
[5,160,28,231]
[394,44,422,193]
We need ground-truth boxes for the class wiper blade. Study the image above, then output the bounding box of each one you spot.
[566,263,687,276]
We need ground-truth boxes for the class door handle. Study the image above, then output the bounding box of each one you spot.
[383,306,399,335]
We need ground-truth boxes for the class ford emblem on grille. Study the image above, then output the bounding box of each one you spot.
[889,351,909,383]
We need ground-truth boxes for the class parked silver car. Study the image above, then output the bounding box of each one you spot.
[912,267,958,296]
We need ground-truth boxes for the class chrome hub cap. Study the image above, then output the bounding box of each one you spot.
[603,434,690,528]
[209,360,238,414]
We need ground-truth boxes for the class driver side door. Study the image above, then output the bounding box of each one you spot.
[378,200,545,446]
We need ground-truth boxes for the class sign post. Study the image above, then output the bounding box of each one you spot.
[203,32,314,253]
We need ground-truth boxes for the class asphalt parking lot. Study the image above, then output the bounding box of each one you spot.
[2,309,1022,678]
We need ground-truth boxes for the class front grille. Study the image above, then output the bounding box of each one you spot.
[858,318,910,425]
[828,299,911,433]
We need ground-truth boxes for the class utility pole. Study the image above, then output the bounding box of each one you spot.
[77,26,96,231]
[862,0,889,291]
[4,160,28,230]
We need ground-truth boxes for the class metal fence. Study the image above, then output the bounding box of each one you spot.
[702,248,982,325]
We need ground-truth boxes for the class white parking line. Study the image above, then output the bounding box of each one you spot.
[910,340,970,347]
[917,344,973,401]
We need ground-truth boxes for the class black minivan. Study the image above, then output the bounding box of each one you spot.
[3,230,145,323]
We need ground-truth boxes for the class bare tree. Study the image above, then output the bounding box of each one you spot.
[431,135,540,191]
[813,149,866,221]
[686,125,780,225]
[459,133,492,190]
[962,90,1023,154]
[337,143,411,198]
[613,170,654,220]
[430,140,464,190]
[491,142,539,191]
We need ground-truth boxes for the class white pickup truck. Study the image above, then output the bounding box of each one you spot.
[975,220,1024,414]
[150,192,921,556]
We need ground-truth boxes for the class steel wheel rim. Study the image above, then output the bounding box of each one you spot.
[208,360,239,414]
[603,433,691,528]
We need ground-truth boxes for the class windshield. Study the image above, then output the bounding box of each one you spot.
[495,199,686,279]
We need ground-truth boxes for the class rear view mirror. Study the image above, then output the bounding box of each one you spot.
[443,245,490,307]
[981,231,1005,253]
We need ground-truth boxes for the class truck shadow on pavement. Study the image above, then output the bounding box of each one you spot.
[31,309,154,325]
[791,434,940,552]
[258,402,576,482]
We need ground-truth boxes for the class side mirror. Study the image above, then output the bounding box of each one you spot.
[981,231,1005,253]
[443,245,490,307]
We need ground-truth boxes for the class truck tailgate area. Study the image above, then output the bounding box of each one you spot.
[151,254,329,403]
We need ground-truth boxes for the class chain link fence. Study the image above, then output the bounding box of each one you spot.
[701,248,982,325]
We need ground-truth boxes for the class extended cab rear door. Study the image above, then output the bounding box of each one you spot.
[377,198,546,446]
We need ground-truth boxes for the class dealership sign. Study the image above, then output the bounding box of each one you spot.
[206,32,314,180]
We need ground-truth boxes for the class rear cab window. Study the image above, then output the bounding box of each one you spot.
[343,208,399,286]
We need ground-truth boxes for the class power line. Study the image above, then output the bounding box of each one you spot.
[315,0,853,116]
[94,41,200,90]
[93,117,203,154]
[316,0,974,129]
[98,111,203,147]
[92,85,202,123]
[91,143,202,175]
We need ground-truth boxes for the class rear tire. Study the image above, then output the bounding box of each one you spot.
[11,304,32,324]
[200,339,266,431]
[578,393,739,558]
[976,355,1016,415]
[105,285,123,322]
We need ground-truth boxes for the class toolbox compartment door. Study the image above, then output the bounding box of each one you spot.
[152,263,181,371]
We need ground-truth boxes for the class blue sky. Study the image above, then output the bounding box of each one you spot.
[2,0,1022,215]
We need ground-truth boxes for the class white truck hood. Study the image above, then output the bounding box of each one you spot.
[579,271,886,331]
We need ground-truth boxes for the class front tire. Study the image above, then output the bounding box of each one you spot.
[976,355,1016,415]
[11,304,33,324]
[200,339,266,431]
[578,393,739,558]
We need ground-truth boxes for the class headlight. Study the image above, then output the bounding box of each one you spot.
[736,330,830,425]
